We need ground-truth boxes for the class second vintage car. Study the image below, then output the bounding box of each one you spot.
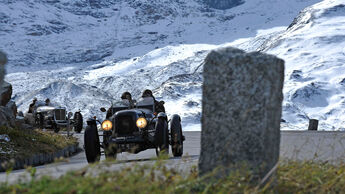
[84,97,185,163]
[24,101,83,133]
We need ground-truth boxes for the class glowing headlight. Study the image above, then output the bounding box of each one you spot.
[102,120,113,131]
[136,117,147,129]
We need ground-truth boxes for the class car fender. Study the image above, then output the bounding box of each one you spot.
[157,112,167,120]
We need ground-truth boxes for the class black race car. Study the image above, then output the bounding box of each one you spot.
[84,97,185,163]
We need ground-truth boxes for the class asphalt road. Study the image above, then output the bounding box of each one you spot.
[1,130,345,184]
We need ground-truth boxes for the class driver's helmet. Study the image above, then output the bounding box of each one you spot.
[142,89,153,98]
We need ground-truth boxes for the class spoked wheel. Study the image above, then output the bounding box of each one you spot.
[84,125,101,163]
[155,117,169,157]
[170,114,183,157]
[73,112,83,133]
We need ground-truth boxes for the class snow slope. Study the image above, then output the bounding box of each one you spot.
[1,0,320,72]
[4,0,343,131]
[261,0,345,130]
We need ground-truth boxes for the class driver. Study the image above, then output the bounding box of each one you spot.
[106,91,134,118]
[45,98,51,106]
[121,91,135,108]
[141,89,165,113]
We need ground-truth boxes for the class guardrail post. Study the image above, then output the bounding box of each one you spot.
[67,117,70,137]
[308,119,318,131]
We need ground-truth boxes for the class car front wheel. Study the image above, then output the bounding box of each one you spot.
[84,125,101,163]
[170,114,183,157]
[155,117,169,156]
[73,112,83,133]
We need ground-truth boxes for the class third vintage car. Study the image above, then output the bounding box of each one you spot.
[84,97,185,163]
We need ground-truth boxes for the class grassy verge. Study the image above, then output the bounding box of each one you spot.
[0,159,344,193]
[0,126,78,162]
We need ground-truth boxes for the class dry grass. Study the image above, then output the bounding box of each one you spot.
[0,126,77,161]
[0,158,344,194]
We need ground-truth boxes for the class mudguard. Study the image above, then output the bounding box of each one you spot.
[157,112,167,120]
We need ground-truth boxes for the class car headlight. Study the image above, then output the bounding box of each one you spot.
[136,117,147,129]
[102,120,113,131]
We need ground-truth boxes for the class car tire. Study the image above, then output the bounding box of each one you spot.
[155,117,169,156]
[36,113,44,129]
[170,114,183,157]
[73,112,83,133]
[84,125,101,163]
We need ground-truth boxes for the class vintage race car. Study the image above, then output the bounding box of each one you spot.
[84,97,185,163]
[24,102,83,133]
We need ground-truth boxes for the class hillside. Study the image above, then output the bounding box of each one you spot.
[3,0,342,131]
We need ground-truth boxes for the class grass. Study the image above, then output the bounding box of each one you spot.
[0,159,344,194]
[0,126,78,162]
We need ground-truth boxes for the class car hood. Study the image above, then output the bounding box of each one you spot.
[36,106,56,112]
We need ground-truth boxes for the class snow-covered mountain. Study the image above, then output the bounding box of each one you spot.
[3,0,344,131]
[1,0,322,72]
[261,0,345,131]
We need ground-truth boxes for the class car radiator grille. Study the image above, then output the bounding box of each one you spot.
[116,115,137,136]
[55,109,66,121]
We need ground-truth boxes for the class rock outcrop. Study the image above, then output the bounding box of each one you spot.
[0,81,12,106]
[199,47,284,183]
[203,0,244,10]
[0,51,6,88]
[0,106,16,127]
[0,51,17,128]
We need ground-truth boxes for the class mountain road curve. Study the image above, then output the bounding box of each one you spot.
[1,130,345,184]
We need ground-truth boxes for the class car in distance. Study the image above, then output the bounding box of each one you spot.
[24,101,83,133]
[84,97,184,163]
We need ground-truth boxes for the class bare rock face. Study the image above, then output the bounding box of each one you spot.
[199,47,284,182]
[0,51,17,128]
[0,106,16,127]
[0,51,12,107]
[6,100,17,117]
[0,51,6,89]
[0,81,12,106]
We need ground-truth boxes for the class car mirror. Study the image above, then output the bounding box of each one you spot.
[68,112,73,119]
[100,107,107,112]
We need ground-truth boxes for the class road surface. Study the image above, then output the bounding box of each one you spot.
[1,131,345,184]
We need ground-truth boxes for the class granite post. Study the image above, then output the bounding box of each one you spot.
[199,47,284,183]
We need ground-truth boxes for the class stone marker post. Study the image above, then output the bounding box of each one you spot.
[308,119,318,131]
[199,47,284,183]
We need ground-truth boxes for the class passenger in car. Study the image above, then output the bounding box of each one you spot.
[28,98,37,113]
[141,89,165,113]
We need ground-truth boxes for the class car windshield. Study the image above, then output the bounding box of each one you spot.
[35,100,55,108]
[112,99,133,108]
[35,101,46,107]
[107,100,133,118]
[136,97,155,112]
